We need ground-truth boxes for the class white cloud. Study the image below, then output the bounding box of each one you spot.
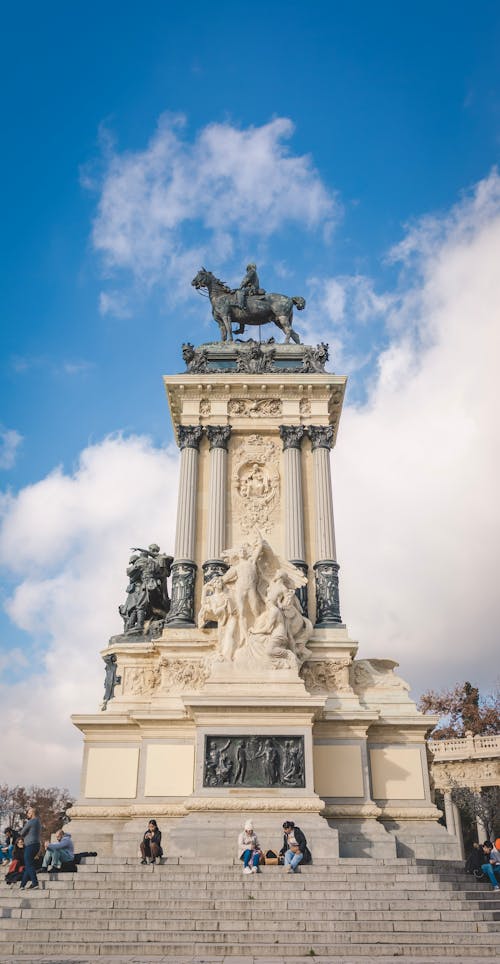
[0,434,178,788]
[99,290,133,318]
[335,169,500,693]
[301,274,393,375]
[89,114,338,307]
[0,428,23,469]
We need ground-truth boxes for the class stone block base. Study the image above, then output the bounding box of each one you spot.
[383,818,462,860]
[165,811,339,861]
[329,817,397,858]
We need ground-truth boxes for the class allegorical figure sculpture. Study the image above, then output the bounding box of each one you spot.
[118,543,173,636]
[191,266,305,343]
[101,653,121,711]
[198,535,312,670]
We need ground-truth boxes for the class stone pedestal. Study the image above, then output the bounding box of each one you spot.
[69,342,461,861]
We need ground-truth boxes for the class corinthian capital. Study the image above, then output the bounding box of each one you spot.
[308,426,335,451]
[279,425,306,451]
[206,426,232,451]
[177,426,204,451]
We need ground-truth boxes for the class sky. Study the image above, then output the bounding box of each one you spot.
[1,0,500,790]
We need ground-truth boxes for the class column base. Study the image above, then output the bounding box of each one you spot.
[313,560,342,627]
[166,560,197,628]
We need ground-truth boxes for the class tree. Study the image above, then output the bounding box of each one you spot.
[0,784,75,836]
[451,786,500,842]
[418,681,500,739]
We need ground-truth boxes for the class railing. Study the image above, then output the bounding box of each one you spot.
[428,732,500,760]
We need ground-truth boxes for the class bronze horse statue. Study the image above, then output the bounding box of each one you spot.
[191,268,305,343]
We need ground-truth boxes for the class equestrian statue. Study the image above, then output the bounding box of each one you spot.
[191,264,305,343]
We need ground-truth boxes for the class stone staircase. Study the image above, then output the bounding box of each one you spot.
[1,856,499,958]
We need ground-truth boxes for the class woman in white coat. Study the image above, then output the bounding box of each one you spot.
[238,820,261,874]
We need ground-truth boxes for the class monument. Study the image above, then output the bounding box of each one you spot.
[68,266,460,860]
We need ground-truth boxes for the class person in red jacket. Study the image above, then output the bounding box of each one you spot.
[5,837,25,885]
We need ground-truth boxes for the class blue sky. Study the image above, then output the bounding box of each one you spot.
[1,1,500,785]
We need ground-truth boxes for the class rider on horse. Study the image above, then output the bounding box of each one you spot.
[236,263,265,312]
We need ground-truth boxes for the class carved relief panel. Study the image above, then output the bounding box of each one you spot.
[231,434,281,537]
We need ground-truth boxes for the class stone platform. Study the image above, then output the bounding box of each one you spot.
[1,856,499,958]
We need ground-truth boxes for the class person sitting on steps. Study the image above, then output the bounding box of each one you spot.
[481,840,500,890]
[280,819,311,874]
[238,819,262,874]
[41,828,75,872]
[140,819,163,864]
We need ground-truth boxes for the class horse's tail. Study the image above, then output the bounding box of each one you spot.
[292,296,306,310]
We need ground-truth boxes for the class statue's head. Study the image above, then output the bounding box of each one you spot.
[247,262,256,271]
[148,543,160,554]
[182,342,195,362]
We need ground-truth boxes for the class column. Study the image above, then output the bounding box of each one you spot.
[203,426,232,584]
[279,425,308,615]
[452,801,465,859]
[167,425,203,627]
[309,425,342,627]
[443,791,456,835]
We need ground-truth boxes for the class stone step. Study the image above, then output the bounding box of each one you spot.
[5,904,499,921]
[2,916,498,934]
[2,857,498,959]
[1,941,497,958]
[4,894,494,912]
[73,868,467,882]
[2,885,496,902]
[30,875,465,890]
[0,925,498,942]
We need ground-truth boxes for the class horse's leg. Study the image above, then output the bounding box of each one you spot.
[274,316,292,343]
[224,311,233,342]
[278,314,300,344]
[213,310,227,342]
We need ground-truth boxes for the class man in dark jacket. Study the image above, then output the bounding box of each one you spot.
[279,820,311,873]
[19,806,41,890]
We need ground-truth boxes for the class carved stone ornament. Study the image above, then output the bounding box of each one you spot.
[206,425,232,450]
[123,665,161,697]
[301,658,351,694]
[68,804,187,818]
[350,659,411,692]
[203,735,305,789]
[160,657,209,692]
[231,434,280,535]
[300,342,329,373]
[182,343,209,373]
[184,797,323,813]
[235,344,276,373]
[431,758,500,792]
[299,398,311,416]
[166,561,197,626]
[199,398,211,416]
[177,425,204,451]
[308,425,335,451]
[228,398,282,418]
[279,425,305,450]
